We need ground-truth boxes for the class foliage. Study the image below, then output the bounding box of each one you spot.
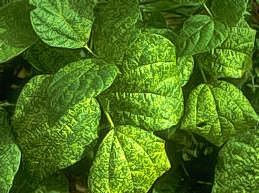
[0,0,258,192]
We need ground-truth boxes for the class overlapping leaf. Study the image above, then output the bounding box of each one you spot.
[196,20,256,78]
[93,0,142,62]
[211,0,248,26]
[0,0,38,63]
[30,0,96,48]
[99,33,187,131]
[0,108,21,193]
[23,40,84,73]
[12,59,118,178]
[181,81,259,146]
[212,129,259,193]
[176,15,228,56]
[89,125,170,193]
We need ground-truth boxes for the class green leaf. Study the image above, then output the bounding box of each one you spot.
[176,15,228,56]
[30,0,96,48]
[93,0,141,62]
[181,81,259,146]
[12,59,118,178]
[35,173,69,193]
[88,125,171,193]
[211,0,248,26]
[196,20,256,78]
[177,56,194,86]
[212,129,259,193]
[0,0,38,63]
[99,33,185,131]
[0,108,21,193]
[23,40,85,73]
[47,59,119,115]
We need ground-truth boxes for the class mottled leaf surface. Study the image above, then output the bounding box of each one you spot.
[212,129,259,193]
[211,0,248,26]
[177,15,228,56]
[89,125,171,193]
[93,0,141,62]
[99,33,185,131]
[0,108,21,193]
[30,0,96,48]
[0,0,38,63]
[12,59,118,178]
[196,20,256,78]
[181,81,259,146]
[23,40,84,73]
[177,56,194,86]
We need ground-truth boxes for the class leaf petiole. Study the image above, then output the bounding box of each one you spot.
[203,3,213,18]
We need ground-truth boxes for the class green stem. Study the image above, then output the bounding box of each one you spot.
[203,3,213,18]
[84,45,98,58]
[104,111,115,128]
[199,66,208,83]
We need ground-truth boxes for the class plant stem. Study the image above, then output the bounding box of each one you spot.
[203,3,213,18]
[104,111,115,128]
[199,66,208,83]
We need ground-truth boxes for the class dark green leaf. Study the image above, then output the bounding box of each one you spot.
[23,40,85,73]
[211,0,248,26]
[30,0,96,48]
[0,0,38,63]
[177,15,228,56]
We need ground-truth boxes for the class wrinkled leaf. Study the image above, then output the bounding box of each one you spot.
[0,0,38,63]
[93,0,141,62]
[196,20,256,78]
[89,125,170,193]
[211,0,248,26]
[177,15,228,56]
[212,129,259,193]
[181,81,259,146]
[99,33,185,131]
[30,0,96,48]
[0,108,21,193]
[23,40,85,73]
[12,59,118,178]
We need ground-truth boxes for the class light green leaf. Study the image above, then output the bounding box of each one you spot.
[89,125,171,193]
[93,0,141,62]
[0,0,38,63]
[12,59,118,178]
[181,81,259,146]
[0,108,21,193]
[212,129,259,193]
[177,15,228,56]
[35,173,69,193]
[99,33,185,131]
[211,0,248,26]
[196,20,256,78]
[30,0,96,48]
[23,40,84,73]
